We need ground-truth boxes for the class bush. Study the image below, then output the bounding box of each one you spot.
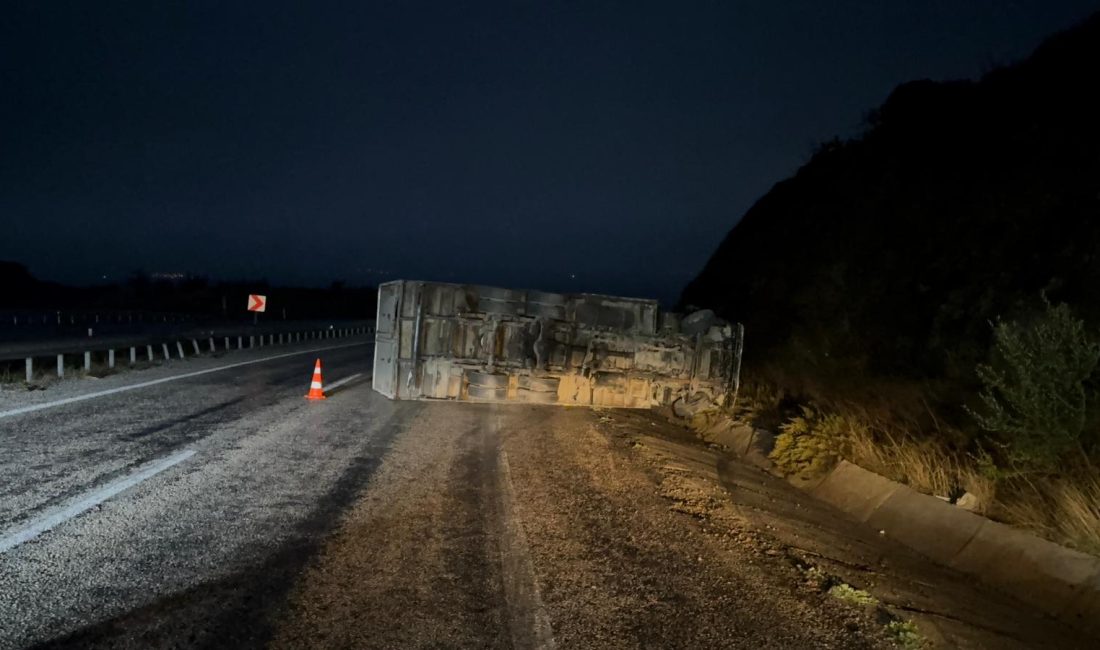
[969,300,1100,475]
[770,406,854,478]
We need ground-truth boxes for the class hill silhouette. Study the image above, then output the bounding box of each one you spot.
[682,12,1100,424]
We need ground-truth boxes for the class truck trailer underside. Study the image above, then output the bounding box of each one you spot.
[372,280,743,409]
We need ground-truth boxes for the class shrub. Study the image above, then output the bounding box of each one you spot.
[969,300,1100,475]
[770,405,854,478]
[884,620,925,650]
[827,582,878,607]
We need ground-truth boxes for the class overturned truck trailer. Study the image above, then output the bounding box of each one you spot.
[372,280,743,409]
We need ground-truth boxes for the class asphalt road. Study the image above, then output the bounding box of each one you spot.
[0,341,395,648]
[0,341,1093,649]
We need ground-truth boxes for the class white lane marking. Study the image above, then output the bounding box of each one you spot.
[0,449,196,553]
[0,341,372,420]
[324,373,363,392]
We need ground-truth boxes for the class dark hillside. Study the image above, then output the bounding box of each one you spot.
[682,12,1100,415]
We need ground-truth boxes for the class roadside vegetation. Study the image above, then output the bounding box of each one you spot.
[681,14,1100,555]
[742,299,1100,556]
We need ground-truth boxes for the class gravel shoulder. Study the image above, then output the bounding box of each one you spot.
[599,409,1097,649]
[274,403,898,649]
[273,401,1097,649]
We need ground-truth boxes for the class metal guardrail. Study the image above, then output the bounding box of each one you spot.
[4,320,376,383]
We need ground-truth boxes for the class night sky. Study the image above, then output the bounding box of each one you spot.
[2,1,1096,304]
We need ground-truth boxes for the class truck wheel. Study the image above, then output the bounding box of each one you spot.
[467,384,509,401]
[466,371,510,388]
[516,388,558,404]
[517,376,560,393]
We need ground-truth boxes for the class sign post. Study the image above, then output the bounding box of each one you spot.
[247,294,267,325]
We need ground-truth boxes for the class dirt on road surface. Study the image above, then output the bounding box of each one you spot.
[270,403,1089,649]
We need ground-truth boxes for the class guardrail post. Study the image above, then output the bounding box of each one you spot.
[278,333,284,345]
[177,341,185,359]
[223,337,229,350]
[25,358,32,383]
[130,347,137,365]
[209,337,216,352]
[146,345,153,361]
[250,335,255,348]
[191,339,200,355]
[162,343,170,360]
[237,335,243,349]
[108,349,115,369]
[258,335,264,348]
[57,354,64,378]
[269,334,275,346]
[84,351,91,372]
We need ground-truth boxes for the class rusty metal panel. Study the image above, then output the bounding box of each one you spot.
[477,285,525,316]
[377,281,400,336]
[372,281,403,399]
[421,317,457,357]
[372,338,398,398]
[400,282,419,318]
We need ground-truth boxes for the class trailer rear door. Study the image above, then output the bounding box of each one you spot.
[372,281,401,398]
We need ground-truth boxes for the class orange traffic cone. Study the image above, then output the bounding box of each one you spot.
[306,358,326,400]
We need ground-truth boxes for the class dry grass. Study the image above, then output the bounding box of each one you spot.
[724,368,1100,554]
[996,476,1100,555]
[733,379,788,430]
[845,424,964,500]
